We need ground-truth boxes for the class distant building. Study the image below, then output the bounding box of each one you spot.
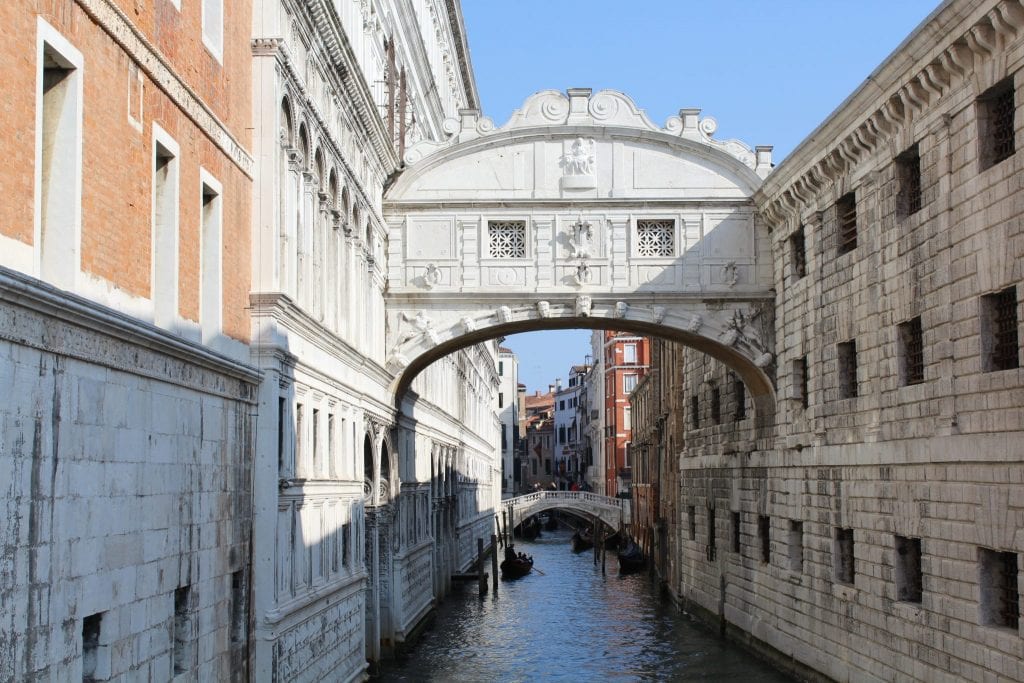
[554,366,589,488]
[497,346,519,495]
[522,388,556,489]
[600,331,650,495]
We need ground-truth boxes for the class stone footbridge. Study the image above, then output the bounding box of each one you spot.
[504,490,631,531]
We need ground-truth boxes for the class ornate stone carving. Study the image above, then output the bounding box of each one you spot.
[571,262,592,287]
[421,263,442,290]
[560,138,596,190]
[496,306,513,323]
[614,301,629,318]
[536,301,551,318]
[394,311,438,348]
[687,315,703,333]
[459,316,476,332]
[721,261,739,288]
[568,217,594,258]
[575,295,592,317]
[652,306,667,324]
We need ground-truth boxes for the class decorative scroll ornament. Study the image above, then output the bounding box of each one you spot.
[614,301,629,318]
[536,301,552,318]
[575,295,592,317]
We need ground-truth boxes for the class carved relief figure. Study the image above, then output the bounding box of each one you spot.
[561,137,595,176]
[422,263,443,289]
[569,218,594,258]
[572,262,592,287]
[575,295,592,317]
[395,311,437,348]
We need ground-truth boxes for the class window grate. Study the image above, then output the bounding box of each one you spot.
[732,512,741,553]
[488,221,527,258]
[835,527,855,584]
[790,226,807,280]
[836,192,857,255]
[838,340,858,399]
[990,86,1016,166]
[759,515,770,563]
[1000,551,1020,630]
[690,395,699,429]
[709,383,720,425]
[636,220,675,256]
[733,375,746,420]
[900,317,924,385]
[795,356,809,409]
[897,145,922,217]
[991,288,1020,371]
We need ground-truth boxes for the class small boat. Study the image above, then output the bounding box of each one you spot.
[571,528,593,553]
[617,539,645,574]
[500,547,534,579]
[521,517,541,540]
[602,530,622,550]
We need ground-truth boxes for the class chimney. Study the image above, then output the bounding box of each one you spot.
[556,377,562,391]
[548,384,554,394]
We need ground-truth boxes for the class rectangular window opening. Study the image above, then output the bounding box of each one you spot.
[690,395,699,429]
[979,547,1019,630]
[979,79,1015,170]
[487,220,526,258]
[295,403,304,477]
[202,0,224,60]
[82,612,104,683]
[838,340,858,399]
[200,179,222,340]
[153,134,179,327]
[173,586,192,675]
[898,317,925,385]
[688,505,696,541]
[709,383,721,425]
[230,570,246,646]
[758,515,771,563]
[277,397,286,476]
[40,39,82,288]
[707,507,717,561]
[834,527,855,585]
[895,535,923,603]
[733,374,746,420]
[623,343,637,364]
[731,511,741,554]
[788,520,803,573]
[836,192,857,255]
[896,144,922,217]
[789,226,807,280]
[327,413,336,478]
[982,287,1019,372]
[636,219,676,257]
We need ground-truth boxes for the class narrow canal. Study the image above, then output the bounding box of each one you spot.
[377,525,795,682]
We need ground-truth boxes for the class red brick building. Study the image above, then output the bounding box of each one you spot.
[601,331,650,495]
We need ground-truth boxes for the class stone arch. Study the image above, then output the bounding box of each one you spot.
[327,169,339,209]
[340,186,351,225]
[280,96,294,146]
[297,123,310,168]
[313,148,325,187]
[389,308,776,432]
[363,432,374,500]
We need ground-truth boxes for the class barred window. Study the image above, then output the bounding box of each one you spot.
[982,287,1019,372]
[488,220,527,258]
[834,527,855,585]
[896,144,922,217]
[790,226,807,280]
[690,395,699,429]
[979,79,1015,170]
[898,316,924,385]
[731,512,741,553]
[636,219,675,257]
[793,356,809,409]
[979,547,1019,630]
[837,340,858,399]
[709,383,720,425]
[836,192,857,255]
[732,374,746,420]
[895,536,923,603]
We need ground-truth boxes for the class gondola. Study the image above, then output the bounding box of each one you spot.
[500,547,534,579]
[571,528,593,553]
[617,539,646,574]
[520,516,541,540]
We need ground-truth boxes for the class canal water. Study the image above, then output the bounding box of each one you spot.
[377,526,795,682]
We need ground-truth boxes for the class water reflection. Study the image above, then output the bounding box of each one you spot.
[377,527,793,682]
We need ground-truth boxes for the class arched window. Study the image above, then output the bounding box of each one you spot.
[380,441,390,486]
[280,98,293,146]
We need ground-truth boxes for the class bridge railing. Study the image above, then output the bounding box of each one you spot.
[504,490,626,511]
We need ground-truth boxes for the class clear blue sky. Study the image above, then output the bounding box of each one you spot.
[462,0,940,394]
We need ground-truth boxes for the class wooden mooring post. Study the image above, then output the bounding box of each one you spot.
[491,534,499,591]
[502,510,509,546]
[477,538,487,597]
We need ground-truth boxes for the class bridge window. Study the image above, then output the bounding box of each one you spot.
[836,191,857,255]
[979,547,1019,630]
[687,506,696,540]
[834,527,855,585]
[635,219,675,257]
[898,316,925,385]
[895,535,923,603]
[978,78,1015,170]
[837,340,858,399]
[487,220,527,258]
[788,521,803,572]
[981,287,1019,372]
[896,144,922,217]
[789,226,807,281]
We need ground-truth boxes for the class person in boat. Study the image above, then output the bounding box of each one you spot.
[505,545,517,562]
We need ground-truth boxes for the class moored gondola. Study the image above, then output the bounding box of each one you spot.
[571,528,593,553]
[617,538,645,574]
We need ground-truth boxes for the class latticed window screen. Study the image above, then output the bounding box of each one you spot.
[984,287,1020,371]
[897,144,922,217]
[487,220,527,258]
[636,219,675,256]
[980,80,1016,168]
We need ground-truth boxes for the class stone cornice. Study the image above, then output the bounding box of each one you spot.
[755,0,1023,228]
[443,0,480,110]
[75,0,254,178]
[298,0,401,172]
[0,267,261,401]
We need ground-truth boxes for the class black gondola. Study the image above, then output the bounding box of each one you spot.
[520,516,541,540]
[617,539,645,574]
[500,546,534,579]
[571,528,593,553]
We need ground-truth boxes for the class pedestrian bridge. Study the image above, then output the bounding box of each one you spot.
[504,490,631,531]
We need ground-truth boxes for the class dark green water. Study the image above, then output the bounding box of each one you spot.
[377,527,795,682]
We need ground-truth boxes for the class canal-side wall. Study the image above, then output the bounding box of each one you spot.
[658,2,1024,680]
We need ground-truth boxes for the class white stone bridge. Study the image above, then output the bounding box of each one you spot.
[504,490,631,531]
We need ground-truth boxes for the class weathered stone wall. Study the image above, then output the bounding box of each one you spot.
[659,1,1024,680]
[0,269,258,682]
